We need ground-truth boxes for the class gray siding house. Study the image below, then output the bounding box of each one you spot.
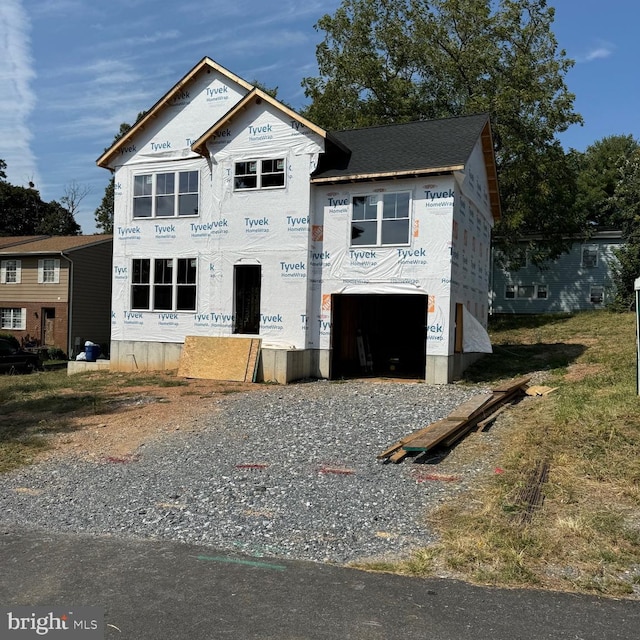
[491,230,621,314]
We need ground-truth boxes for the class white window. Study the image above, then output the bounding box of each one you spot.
[38,259,60,284]
[582,245,598,268]
[590,286,604,305]
[0,259,21,284]
[0,308,25,330]
[234,159,285,190]
[133,170,199,218]
[505,284,547,299]
[351,192,411,246]
[131,258,197,311]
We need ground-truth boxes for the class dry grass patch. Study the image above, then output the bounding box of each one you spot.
[361,311,640,598]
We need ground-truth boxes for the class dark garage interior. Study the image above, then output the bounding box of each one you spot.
[331,293,428,379]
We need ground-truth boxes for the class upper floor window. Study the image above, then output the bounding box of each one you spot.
[38,259,60,284]
[582,245,598,268]
[351,192,411,247]
[133,170,199,218]
[234,159,285,190]
[131,258,197,311]
[0,307,25,330]
[0,259,21,284]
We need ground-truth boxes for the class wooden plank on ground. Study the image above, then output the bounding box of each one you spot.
[402,419,467,452]
[491,376,531,393]
[446,393,493,420]
[178,336,262,382]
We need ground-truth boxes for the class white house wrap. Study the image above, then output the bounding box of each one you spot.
[99,57,500,383]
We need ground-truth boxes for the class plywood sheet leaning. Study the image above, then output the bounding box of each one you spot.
[178,336,262,382]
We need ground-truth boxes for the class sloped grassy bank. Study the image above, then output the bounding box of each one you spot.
[365,311,640,598]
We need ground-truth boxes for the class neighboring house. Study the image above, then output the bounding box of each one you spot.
[491,230,622,314]
[0,235,113,356]
[97,57,500,383]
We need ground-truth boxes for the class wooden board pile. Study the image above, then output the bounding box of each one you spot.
[378,377,531,464]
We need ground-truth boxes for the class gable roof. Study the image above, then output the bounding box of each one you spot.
[0,236,49,249]
[96,57,253,169]
[191,87,331,157]
[312,114,500,220]
[0,235,112,256]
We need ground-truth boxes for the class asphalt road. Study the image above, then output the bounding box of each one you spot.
[0,525,638,639]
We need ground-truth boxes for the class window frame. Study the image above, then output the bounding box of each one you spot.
[233,158,286,191]
[505,284,549,300]
[581,245,598,268]
[132,169,200,219]
[350,191,412,248]
[38,258,60,284]
[0,307,26,330]
[0,259,21,284]
[130,257,198,312]
[590,286,604,305]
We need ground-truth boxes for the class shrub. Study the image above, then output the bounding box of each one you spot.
[0,333,20,349]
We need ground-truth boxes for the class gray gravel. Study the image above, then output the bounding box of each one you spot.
[0,380,494,564]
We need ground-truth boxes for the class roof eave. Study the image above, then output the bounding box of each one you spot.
[310,165,465,185]
[191,88,328,158]
[97,57,253,168]
[480,120,501,221]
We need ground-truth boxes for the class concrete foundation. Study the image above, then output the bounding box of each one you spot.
[107,340,485,384]
[67,359,111,375]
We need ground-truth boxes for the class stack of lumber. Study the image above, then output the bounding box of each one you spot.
[378,377,530,464]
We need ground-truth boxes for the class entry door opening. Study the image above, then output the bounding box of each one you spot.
[42,308,56,346]
[331,294,427,379]
[234,265,261,335]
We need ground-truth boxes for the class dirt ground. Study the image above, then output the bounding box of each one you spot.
[41,377,264,461]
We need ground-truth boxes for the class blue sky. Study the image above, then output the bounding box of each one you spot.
[1,0,638,234]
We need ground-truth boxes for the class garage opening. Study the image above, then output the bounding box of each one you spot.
[331,294,427,379]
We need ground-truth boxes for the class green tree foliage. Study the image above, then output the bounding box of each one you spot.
[94,177,115,234]
[302,0,583,262]
[95,113,146,234]
[0,163,80,236]
[609,148,640,309]
[572,135,640,230]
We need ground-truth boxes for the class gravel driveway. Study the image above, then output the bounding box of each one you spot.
[0,380,493,564]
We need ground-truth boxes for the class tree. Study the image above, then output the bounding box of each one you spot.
[302,0,583,263]
[609,149,640,310]
[60,180,91,221]
[572,135,640,230]
[36,200,81,235]
[0,162,80,236]
[95,113,146,233]
[94,177,115,234]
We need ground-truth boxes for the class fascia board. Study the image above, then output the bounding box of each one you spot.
[191,88,328,157]
[96,57,253,168]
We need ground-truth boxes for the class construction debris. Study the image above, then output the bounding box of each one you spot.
[378,377,531,464]
[509,459,550,525]
[525,385,558,396]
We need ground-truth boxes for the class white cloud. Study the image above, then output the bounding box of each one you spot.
[577,41,615,63]
[0,0,39,188]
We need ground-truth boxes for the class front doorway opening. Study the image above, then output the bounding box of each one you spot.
[41,307,56,346]
[331,294,427,379]
[233,265,261,335]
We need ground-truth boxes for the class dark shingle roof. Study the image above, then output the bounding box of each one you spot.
[313,113,490,181]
